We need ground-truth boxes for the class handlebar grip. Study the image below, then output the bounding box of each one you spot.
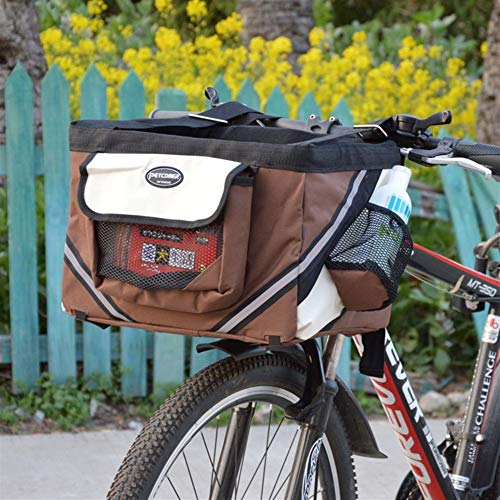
[454,140,500,175]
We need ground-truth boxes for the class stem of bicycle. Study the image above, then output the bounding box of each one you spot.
[284,336,344,500]
[353,331,458,500]
[451,306,500,496]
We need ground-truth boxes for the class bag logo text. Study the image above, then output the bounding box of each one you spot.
[146,166,184,188]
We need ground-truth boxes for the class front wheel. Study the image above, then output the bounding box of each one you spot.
[108,353,357,499]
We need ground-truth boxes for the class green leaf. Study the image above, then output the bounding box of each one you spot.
[434,348,451,374]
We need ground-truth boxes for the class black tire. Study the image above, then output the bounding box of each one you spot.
[108,353,357,499]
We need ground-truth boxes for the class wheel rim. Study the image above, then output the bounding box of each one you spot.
[149,386,341,499]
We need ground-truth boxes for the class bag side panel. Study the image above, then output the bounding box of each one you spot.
[317,306,392,338]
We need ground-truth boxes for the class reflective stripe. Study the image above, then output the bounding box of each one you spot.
[216,170,367,333]
[64,243,131,322]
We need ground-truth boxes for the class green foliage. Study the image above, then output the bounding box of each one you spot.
[0,365,177,432]
[390,217,478,376]
[36,0,236,40]
[318,5,481,72]
[354,391,384,416]
[316,0,493,47]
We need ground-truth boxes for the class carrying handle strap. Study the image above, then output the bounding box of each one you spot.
[72,101,275,134]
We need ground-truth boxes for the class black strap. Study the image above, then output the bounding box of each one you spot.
[359,329,386,377]
[72,101,274,134]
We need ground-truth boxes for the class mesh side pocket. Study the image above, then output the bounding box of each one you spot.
[95,220,223,290]
[326,204,413,310]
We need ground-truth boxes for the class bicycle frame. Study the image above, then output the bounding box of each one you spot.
[351,243,500,499]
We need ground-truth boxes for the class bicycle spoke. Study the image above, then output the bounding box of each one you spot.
[166,477,182,500]
[240,416,285,500]
[211,416,219,496]
[314,459,320,499]
[260,404,273,500]
[201,430,222,493]
[271,471,291,500]
[268,428,299,500]
[182,451,199,500]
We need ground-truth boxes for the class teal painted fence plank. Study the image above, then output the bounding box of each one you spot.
[338,339,351,386]
[119,71,145,118]
[468,173,500,260]
[80,64,112,379]
[0,145,43,176]
[408,187,450,221]
[150,83,187,393]
[5,64,40,390]
[80,64,107,119]
[297,92,321,121]
[156,88,187,111]
[0,332,156,364]
[213,75,232,102]
[439,164,487,338]
[236,78,260,110]
[331,98,353,126]
[121,327,148,396]
[118,74,149,390]
[153,334,184,393]
[330,98,352,384]
[264,86,289,117]
[190,339,222,375]
[42,65,76,383]
[118,71,149,396]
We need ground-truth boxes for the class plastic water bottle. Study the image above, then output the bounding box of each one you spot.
[369,165,412,223]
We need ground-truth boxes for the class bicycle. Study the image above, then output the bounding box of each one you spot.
[107,99,500,500]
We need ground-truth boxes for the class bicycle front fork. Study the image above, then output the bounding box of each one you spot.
[284,336,344,500]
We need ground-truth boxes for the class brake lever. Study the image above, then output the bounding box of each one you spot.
[401,148,493,179]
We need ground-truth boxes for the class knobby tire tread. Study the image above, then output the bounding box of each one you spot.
[107,353,357,499]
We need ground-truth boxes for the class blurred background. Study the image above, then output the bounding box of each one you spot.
[0,0,498,432]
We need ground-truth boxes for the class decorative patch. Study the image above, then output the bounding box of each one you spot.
[126,224,220,277]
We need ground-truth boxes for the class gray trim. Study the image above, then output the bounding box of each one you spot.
[216,171,367,333]
[64,243,130,322]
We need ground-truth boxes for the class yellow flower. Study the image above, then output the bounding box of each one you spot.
[215,12,243,39]
[481,41,488,58]
[120,25,133,38]
[123,48,137,64]
[345,71,361,88]
[137,47,152,60]
[96,33,116,53]
[87,0,107,16]
[155,27,182,51]
[410,44,426,60]
[446,57,465,77]
[186,0,207,22]
[428,45,443,58]
[155,0,173,14]
[40,27,63,46]
[69,13,90,34]
[402,36,416,49]
[352,31,367,44]
[309,27,325,47]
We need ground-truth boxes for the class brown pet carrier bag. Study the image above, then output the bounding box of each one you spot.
[62,102,412,345]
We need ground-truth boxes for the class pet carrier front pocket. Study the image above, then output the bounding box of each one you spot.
[326,203,413,311]
[78,152,254,313]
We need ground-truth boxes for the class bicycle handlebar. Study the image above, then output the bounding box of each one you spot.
[150,109,500,177]
[453,140,500,172]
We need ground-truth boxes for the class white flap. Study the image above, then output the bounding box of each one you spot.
[296,266,344,340]
[79,153,245,227]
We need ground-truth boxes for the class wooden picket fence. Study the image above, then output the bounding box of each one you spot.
[0,62,498,395]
